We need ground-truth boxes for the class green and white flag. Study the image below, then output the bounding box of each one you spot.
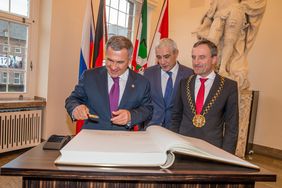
[131,0,147,73]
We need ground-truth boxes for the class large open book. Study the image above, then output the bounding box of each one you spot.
[55,126,259,169]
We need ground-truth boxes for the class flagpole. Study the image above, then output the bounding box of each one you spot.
[103,0,108,43]
[89,0,95,69]
[93,0,105,67]
[147,0,167,59]
[131,0,144,70]
[133,0,144,43]
[91,0,95,31]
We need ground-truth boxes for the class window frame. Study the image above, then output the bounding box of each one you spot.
[2,71,7,83]
[15,47,21,53]
[3,45,10,52]
[0,0,39,97]
[13,72,20,84]
[106,0,142,41]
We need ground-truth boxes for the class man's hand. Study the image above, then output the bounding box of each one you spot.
[72,105,89,120]
[111,109,131,125]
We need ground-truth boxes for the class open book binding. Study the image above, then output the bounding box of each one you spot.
[55,126,259,169]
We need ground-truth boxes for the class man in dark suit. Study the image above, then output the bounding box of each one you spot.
[144,38,193,129]
[65,36,153,130]
[170,39,238,153]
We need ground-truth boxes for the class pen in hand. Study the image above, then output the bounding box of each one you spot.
[88,114,99,120]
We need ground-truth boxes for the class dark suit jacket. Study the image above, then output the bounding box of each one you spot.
[170,74,239,153]
[65,66,153,130]
[143,63,193,128]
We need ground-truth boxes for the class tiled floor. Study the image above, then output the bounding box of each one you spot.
[0,149,281,188]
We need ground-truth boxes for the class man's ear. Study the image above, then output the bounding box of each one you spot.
[174,49,179,57]
[212,55,218,66]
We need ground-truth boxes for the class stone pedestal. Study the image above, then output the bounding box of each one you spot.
[235,90,252,158]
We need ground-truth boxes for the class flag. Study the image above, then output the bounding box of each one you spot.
[76,0,106,133]
[147,0,169,67]
[79,0,95,77]
[76,0,95,134]
[131,0,147,73]
[93,0,106,67]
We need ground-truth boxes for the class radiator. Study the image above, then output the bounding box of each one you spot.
[0,109,42,153]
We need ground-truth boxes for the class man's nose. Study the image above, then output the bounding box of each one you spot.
[110,62,118,69]
[193,57,201,64]
[158,57,166,64]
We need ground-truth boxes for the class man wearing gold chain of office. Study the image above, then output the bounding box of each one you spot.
[170,39,239,154]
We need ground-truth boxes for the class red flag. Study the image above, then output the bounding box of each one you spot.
[147,0,169,67]
[93,0,106,67]
[76,0,95,134]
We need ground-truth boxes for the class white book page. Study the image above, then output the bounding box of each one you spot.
[56,126,259,169]
[179,135,259,169]
[147,125,196,151]
[57,129,167,166]
[147,126,259,169]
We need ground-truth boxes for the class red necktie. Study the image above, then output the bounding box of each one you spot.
[196,78,208,114]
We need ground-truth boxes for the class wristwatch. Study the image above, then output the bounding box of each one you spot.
[125,121,131,129]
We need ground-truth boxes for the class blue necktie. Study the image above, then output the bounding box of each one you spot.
[164,71,173,108]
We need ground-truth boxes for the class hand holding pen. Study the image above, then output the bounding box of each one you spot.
[72,105,99,120]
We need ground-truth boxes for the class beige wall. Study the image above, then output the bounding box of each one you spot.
[38,0,282,150]
[247,1,282,150]
[38,0,84,138]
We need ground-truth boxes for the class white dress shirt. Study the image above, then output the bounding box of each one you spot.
[161,63,179,97]
[107,69,129,105]
[194,71,216,103]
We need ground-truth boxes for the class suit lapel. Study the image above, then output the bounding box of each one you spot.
[173,63,184,100]
[190,75,196,106]
[97,68,111,116]
[155,66,165,106]
[119,69,136,108]
[203,74,220,108]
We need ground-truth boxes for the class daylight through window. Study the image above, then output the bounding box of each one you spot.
[0,0,30,93]
[106,0,141,40]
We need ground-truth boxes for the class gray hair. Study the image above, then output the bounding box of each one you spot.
[155,38,178,54]
[106,35,133,58]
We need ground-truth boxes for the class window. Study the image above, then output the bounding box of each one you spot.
[106,0,142,40]
[3,45,9,52]
[0,71,7,84]
[15,47,21,53]
[0,0,35,94]
[0,0,29,17]
[13,72,20,84]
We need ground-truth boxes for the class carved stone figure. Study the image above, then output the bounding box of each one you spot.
[194,0,267,90]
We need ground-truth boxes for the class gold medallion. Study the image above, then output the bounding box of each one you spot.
[186,75,225,129]
[192,114,206,128]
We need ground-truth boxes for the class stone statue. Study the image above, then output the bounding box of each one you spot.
[194,0,267,90]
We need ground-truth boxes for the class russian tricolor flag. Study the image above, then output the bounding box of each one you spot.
[77,0,95,133]
[79,0,95,79]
